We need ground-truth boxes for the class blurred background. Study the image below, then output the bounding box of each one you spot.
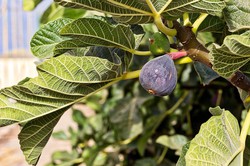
[0,1,74,166]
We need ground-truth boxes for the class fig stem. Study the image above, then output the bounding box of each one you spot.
[192,13,208,34]
[168,51,188,60]
[131,50,152,56]
[121,70,140,80]
[183,13,191,26]
[175,57,192,64]
[157,147,168,164]
[154,14,177,37]
[240,109,250,148]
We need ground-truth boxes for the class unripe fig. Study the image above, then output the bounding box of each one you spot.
[139,55,177,96]
[149,32,170,56]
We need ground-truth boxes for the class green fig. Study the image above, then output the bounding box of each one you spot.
[149,32,170,56]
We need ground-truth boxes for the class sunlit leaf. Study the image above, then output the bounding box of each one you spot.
[185,107,241,165]
[176,142,190,166]
[19,108,67,165]
[0,54,123,164]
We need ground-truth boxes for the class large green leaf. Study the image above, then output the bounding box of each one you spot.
[163,0,226,19]
[54,46,132,73]
[0,55,122,126]
[30,18,73,59]
[224,0,250,32]
[55,0,225,24]
[185,107,241,165]
[0,54,123,164]
[59,18,136,52]
[54,0,153,24]
[211,31,250,77]
[18,108,67,165]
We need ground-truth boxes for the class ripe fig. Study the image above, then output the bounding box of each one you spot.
[139,55,177,96]
[149,32,170,56]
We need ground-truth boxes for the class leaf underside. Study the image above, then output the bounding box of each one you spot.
[0,54,123,164]
[184,107,241,165]
[224,0,250,32]
[54,0,225,23]
[211,31,250,78]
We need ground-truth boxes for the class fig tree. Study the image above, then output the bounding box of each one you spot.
[149,32,170,56]
[139,55,177,96]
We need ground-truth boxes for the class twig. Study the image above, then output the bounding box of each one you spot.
[172,21,250,94]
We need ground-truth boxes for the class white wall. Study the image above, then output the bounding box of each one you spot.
[0,58,37,88]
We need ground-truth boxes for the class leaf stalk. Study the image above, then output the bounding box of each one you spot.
[121,70,141,80]
[146,0,177,36]
[183,13,191,26]
[192,13,208,33]
[240,109,250,146]
[131,50,152,56]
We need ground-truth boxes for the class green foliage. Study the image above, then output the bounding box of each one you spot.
[211,31,250,77]
[185,107,241,165]
[2,0,250,165]
[223,0,250,32]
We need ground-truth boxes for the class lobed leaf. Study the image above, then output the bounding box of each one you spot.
[30,18,73,59]
[211,31,250,77]
[185,107,241,165]
[0,54,123,164]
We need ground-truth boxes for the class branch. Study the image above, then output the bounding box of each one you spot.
[172,21,250,94]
